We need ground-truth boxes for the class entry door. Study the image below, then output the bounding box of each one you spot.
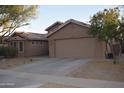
[18,41,24,53]
[12,41,24,56]
[12,41,24,53]
[13,41,18,51]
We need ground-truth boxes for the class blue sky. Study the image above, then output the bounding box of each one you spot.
[18,5,116,34]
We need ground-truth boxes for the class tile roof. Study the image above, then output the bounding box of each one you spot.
[8,31,47,41]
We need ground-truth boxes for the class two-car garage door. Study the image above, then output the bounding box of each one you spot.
[55,38,103,58]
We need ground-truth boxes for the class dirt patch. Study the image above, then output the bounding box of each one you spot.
[67,60,124,82]
[0,57,34,69]
[39,83,78,88]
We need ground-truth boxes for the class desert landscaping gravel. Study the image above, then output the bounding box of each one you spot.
[0,57,34,69]
[67,60,124,82]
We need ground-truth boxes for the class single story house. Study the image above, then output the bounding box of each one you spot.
[46,19,106,58]
[6,31,48,57]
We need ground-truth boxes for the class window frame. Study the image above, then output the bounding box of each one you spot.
[18,41,24,53]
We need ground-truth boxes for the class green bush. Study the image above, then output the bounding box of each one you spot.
[0,46,5,56]
[0,46,17,57]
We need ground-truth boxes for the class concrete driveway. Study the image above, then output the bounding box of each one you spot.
[0,57,124,88]
[11,57,90,76]
[0,57,90,88]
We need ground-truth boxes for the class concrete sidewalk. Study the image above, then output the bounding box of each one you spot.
[0,69,124,88]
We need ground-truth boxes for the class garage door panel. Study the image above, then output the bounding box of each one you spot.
[55,38,98,58]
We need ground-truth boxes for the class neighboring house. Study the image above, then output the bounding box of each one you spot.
[6,32,48,57]
[46,19,105,58]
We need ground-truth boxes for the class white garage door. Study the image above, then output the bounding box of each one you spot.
[55,38,102,58]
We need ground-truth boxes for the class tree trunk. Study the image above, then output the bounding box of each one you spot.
[105,41,109,58]
[109,40,117,64]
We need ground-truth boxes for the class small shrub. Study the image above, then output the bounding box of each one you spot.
[0,46,17,58]
[0,46,6,56]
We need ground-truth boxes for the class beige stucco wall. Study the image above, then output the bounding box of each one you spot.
[48,23,105,58]
[24,40,48,57]
[48,23,90,39]
[8,35,49,57]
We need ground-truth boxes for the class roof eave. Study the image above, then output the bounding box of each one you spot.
[45,21,63,31]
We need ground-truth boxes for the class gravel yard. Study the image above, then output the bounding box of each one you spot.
[0,57,34,69]
[67,60,124,82]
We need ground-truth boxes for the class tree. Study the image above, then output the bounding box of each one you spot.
[89,7,120,64]
[0,5,38,43]
[117,6,124,53]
